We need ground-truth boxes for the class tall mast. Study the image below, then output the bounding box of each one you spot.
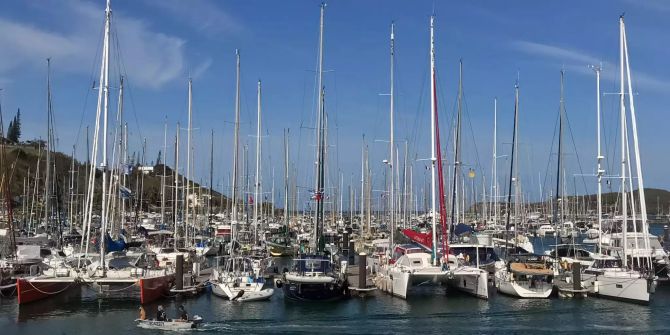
[44,58,53,236]
[209,129,214,226]
[622,17,651,256]
[619,16,628,268]
[161,117,167,225]
[593,64,602,253]
[231,49,241,232]
[254,79,262,244]
[553,70,565,268]
[185,78,192,244]
[360,135,365,232]
[284,129,290,229]
[98,0,112,271]
[117,77,125,233]
[389,21,396,252]
[504,83,519,259]
[313,3,326,252]
[449,60,463,239]
[429,15,438,265]
[492,98,497,227]
[174,123,180,249]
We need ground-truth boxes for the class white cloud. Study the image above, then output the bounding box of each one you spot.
[0,0,186,90]
[191,58,213,80]
[144,0,244,37]
[513,40,670,93]
[512,40,599,65]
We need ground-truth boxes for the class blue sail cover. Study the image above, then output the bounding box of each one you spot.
[105,233,126,252]
[454,223,474,236]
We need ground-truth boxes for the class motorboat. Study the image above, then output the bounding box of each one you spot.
[136,315,203,330]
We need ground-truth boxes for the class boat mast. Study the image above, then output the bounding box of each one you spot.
[284,129,290,230]
[619,16,628,268]
[360,135,365,233]
[492,98,497,227]
[98,0,112,272]
[313,3,326,253]
[161,117,167,225]
[254,80,262,244]
[174,123,180,250]
[553,70,564,270]
[429,15,438,265]
[44,59,53,238]
[449,61,463,239]
[185,78,192,245]
[504,83,519,260]
[389,21,395,253]
[622,16,651,258]
[209,129,214,226]
[231,49,241,252]
[592,65,603,253]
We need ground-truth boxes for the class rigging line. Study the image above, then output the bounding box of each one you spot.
[461,89,485,178]
[541,107,560,199]
[564,104,590,196]
[73,16,106,154]
[111,23,144,149]
[408,49,428,164]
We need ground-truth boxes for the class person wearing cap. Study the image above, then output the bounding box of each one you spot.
[138,306,146,320]
[156,305,167,321]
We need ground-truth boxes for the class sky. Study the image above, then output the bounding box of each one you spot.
[0,0,669,211]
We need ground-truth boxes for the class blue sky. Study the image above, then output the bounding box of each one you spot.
[0,0,669,209]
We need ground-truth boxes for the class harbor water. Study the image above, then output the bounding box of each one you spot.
[2,226,670,334]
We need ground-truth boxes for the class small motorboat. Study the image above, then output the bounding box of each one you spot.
[136,315,204,331]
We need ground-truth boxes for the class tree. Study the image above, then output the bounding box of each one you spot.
[6,109,21,142]
[14,109,21,141]
[6,119,13,140]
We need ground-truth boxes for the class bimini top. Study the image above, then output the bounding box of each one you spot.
[293,254,333,273]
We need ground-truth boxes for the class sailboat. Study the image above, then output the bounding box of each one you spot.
[80,0,173,304]
[381,16,450,299]
[442,61,491,299]
[211,52,273,303]
[266,130,297,257]
[495,83,554,299]
[581,16,656,304]
[280,4,348,302]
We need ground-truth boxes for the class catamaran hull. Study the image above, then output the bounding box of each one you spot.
[447,269,489,299]
[381,269,449,299]
[84,274,173,304]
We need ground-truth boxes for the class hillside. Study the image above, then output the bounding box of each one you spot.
[2,143,234,214]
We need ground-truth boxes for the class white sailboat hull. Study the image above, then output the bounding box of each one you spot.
[495,269,553,298]
[447,267,489,299]
[584,270,653,304]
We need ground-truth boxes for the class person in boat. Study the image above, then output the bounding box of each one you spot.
[176,305,188,322]
[156,305,167,321]
[138,306,146,320]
